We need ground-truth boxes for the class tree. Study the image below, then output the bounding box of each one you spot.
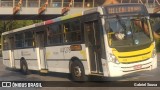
[0,20,41,33]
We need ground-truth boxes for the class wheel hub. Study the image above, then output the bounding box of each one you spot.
[74,66,81,77]
[22,65,26,71]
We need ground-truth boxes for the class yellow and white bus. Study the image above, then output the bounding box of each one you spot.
[1,3,157,81]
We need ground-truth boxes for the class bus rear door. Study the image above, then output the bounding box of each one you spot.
[36,31,48,73]
[9,37,15,68]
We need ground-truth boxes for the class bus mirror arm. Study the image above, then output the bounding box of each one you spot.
[100,15,107,18]
[149,19,154,24]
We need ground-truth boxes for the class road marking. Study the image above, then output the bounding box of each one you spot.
[118,77,143,81]
[139,73,154,77]
[118,73,155,81]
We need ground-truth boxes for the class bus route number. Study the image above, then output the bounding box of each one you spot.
[60,47,71,53]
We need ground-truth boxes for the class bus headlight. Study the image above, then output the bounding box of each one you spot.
[152,49,156,58]
[108,54,120,64]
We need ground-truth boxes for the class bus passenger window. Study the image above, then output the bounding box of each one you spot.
[24,31,34,47]
[15,33,24,48]
[70,20,81,42]
[47,24,63,45]
[63,20,81,43]
[63,23,71,42]
[3,36,9,50]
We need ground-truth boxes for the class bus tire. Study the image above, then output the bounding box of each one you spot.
[70,60,86,81]
[20,59,29,75]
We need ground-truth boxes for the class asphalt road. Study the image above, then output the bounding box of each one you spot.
[0,54,160,90]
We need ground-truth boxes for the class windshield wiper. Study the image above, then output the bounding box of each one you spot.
[116,15,127,31]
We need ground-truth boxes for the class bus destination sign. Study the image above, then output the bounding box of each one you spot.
[107,6,141,14]
[105,4,147,16]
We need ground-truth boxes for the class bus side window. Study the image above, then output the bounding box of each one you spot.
[15,33,24,48]
[3,36,9,50]
[47,24,63,45]
[63,23,71,43]
[24,31,34,47]
[63,20,82,43]
[70,20,81,42]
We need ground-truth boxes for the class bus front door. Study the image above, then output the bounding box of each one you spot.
[36,32,48,73]
[85,20,103,74]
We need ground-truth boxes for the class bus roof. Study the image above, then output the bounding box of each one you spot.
[2,13,82,36]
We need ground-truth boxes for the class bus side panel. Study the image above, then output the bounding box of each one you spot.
[45,44,89,74]
[13,48,38,70]
[45,46,65,72]
[63,44,90,74]
[2,50,11,67]
[63,44,86,59]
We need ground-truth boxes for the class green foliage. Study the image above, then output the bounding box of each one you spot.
[0,20,42,33]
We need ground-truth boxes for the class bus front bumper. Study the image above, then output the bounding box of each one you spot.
[107,57,157,77]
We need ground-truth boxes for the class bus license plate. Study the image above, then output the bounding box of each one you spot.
[134,64,142,70]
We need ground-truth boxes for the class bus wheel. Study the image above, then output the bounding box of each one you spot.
[71,60,86,81]
[20,60,29,75]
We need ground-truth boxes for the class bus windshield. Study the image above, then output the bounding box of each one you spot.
[107,17,153,47]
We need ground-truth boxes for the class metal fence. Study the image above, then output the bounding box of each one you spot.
[0,0,160,8]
